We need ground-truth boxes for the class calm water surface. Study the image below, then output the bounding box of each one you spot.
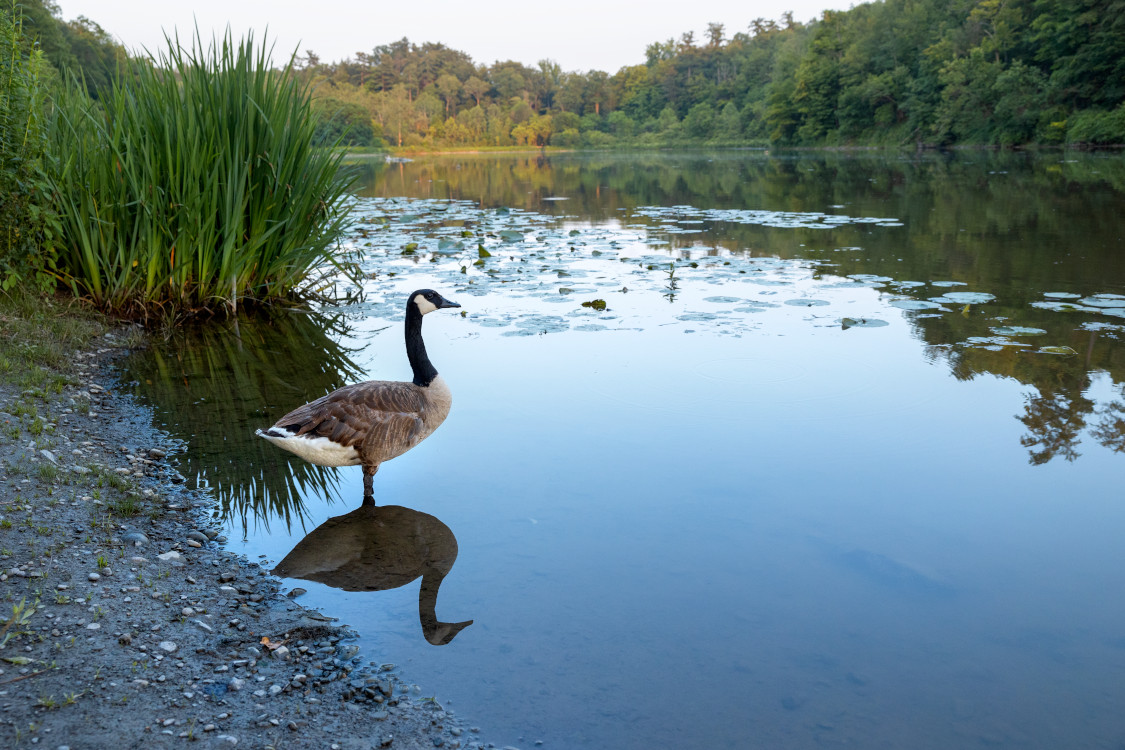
[124,152,1125,749]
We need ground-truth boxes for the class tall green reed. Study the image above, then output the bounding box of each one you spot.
[48,30,355,316]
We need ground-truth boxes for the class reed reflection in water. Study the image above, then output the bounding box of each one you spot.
[274,499,473,645]
[122,309,365,532]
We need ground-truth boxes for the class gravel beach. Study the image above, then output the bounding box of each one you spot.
[0,327,492,749]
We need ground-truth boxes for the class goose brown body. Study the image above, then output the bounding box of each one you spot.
[255,289,459,497]
[260,375,452,468]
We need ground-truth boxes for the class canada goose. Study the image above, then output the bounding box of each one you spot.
[273,499,473,645]
[256,289,460,497]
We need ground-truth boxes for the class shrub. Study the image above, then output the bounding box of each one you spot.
[47,30,354,316]
[0,1,59,292]
[1067,106,1125,146]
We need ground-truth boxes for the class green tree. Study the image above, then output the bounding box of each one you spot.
[436,73,461,114]
[463,74,489,106]
[682,101,715,138]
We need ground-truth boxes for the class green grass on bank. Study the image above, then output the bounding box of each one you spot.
[0,290,109,389]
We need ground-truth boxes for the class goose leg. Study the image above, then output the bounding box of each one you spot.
[362,465,379,505]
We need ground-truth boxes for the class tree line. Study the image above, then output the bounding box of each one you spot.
[300,0,1125,149]
[15,0,1125,149]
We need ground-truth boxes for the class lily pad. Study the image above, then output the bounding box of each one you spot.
[1078,296,1125,309]
[784,299,831,306]
[1030,301,1100,313]
[840,317,890,329]
[930,280,967,288]
[964,336,1030,348]
[704,296,742,303]
[990,326,1047,336]
[1043,292,1081,299]
[888,299,943,311]
[935,292,996,304]
[581,299,607,311]
[1037,346,1078,356]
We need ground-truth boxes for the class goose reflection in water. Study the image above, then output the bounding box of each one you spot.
[273,499,473,645]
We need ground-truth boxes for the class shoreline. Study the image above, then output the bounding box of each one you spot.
[0,323,487,749]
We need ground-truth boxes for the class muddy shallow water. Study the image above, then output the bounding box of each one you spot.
[125,152,1125,749]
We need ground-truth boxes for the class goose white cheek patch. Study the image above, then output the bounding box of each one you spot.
[414,297,438,315]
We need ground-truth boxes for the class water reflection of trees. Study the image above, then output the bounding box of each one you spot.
[921,329,1125,465]
[350,151,1125,294]
[121,310,364,532]
[1092,386,1125,454]
[346,151,1125,465]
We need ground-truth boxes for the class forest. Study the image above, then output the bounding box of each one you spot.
[14,0,1125,150]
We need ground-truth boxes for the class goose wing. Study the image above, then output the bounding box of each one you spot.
[272,381,427,451]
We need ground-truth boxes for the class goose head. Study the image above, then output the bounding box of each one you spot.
[410,289,460,316]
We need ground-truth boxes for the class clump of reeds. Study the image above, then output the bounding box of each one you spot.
[48,30,353,317]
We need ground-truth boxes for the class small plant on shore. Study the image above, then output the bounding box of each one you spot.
[106,473,131,491]
[0,596,39,648]
[109,494,140,517]
[96,555,108,569]
[47,29,355,317]
[37,463,57,481]
[10,399,36,418]
[35,695,57,710]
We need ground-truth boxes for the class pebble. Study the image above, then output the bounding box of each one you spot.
[156,551,184,564]
[88,572,100,582]
[186,531,209,544]
[122,532,149,545]
[229,677,246,691]
[157,641,178,653]
[286,588,307,598]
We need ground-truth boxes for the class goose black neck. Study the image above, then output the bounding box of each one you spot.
[405,304,438,387]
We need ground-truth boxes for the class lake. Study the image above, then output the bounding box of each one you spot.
[124,151,1125,749]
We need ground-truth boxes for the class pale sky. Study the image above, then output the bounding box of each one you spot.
[56,1,845,73]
